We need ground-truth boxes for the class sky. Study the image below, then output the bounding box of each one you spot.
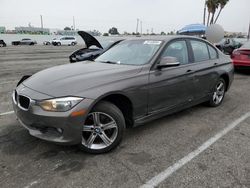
[0,0,249,34]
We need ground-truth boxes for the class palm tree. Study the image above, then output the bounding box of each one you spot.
[206,0,213,26]
[203,0,207,25]
[209,0,219,25]
[214,0,229,23]
[206,0,218,26]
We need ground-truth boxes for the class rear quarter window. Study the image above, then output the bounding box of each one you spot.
[208,45,218,59]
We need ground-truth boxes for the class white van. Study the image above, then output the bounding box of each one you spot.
[52,37,77,46]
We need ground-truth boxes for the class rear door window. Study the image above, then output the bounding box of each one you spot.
[208,45,218,59]
[190,40,210,62]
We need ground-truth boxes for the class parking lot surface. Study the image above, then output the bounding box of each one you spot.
[0,46,250,188]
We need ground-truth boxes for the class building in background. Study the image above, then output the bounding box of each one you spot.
[87,30,101,36]
[224,31,247,38]
[49,28,76,35]
[49,29,101,36]
[55,30,77,36]
[0,26,6,33]
[15,26,50,35]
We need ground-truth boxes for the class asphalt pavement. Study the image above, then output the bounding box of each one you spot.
[0,46,250,188]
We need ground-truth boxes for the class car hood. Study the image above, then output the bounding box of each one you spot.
[23,61,142,97]
[78,31,103,49]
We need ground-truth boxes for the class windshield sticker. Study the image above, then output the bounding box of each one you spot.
[144,41,162,45]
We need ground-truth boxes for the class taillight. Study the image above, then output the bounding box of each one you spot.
[231,50,240,58]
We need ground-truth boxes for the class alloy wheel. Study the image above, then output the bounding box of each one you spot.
[82,112,118,150]
[212,80,225,105]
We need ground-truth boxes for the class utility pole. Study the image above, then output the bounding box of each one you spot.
[203,0,206,25]
[40,15,43,29]
[136,18,139,34]
[73,16,76,31]
[140,21,142,35]
[248,21,250,40]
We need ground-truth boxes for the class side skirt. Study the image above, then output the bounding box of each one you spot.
[133,96,210,127]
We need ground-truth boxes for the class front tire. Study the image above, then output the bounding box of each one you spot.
[208,78,226,107]
[57,42,61,46]
[79,101,125,154]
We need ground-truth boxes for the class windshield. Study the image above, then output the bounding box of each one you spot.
[95,40,162,65]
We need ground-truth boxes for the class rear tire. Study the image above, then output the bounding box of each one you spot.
[57,42,61,46]
[207,78,226,107]
[79,101,125,154]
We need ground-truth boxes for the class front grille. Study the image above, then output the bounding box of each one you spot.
[18,95,30,110]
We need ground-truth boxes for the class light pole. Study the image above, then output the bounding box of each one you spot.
[248,21,250,40]
[203,0,207,25]
[140,21,142,35]
[136,18,139,34]
[73,16,75,31]
[40,15,43,29]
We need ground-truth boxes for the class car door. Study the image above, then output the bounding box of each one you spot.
[187,39,220,100]
[60,37,66,45]
[67,37,72,45]
[69,37,74,44]
[148,39,195,113]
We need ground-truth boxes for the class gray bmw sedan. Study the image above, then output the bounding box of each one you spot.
[13,36,233,153]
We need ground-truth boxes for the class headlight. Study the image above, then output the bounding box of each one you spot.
[38,97,83,112]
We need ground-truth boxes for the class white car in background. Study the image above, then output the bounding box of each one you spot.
[52,36,77,46]
[43,38,56,45]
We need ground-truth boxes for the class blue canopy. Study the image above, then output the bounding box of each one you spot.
[178,24,206,35]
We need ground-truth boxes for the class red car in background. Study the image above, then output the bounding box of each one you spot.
[231,41,250,68]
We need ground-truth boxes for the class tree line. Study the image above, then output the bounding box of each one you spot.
[204,0,229,26]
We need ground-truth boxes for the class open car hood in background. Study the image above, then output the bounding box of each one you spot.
[78,31,103,49]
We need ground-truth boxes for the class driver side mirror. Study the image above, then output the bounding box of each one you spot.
[157,56,180,69]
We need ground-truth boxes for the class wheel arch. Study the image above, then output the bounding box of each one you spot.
[89,92,134,128]
[220,73,230,91]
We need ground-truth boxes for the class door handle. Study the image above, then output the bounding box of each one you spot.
[214,62,218,66]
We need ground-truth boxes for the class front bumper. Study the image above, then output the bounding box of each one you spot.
[12,84,94,145]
